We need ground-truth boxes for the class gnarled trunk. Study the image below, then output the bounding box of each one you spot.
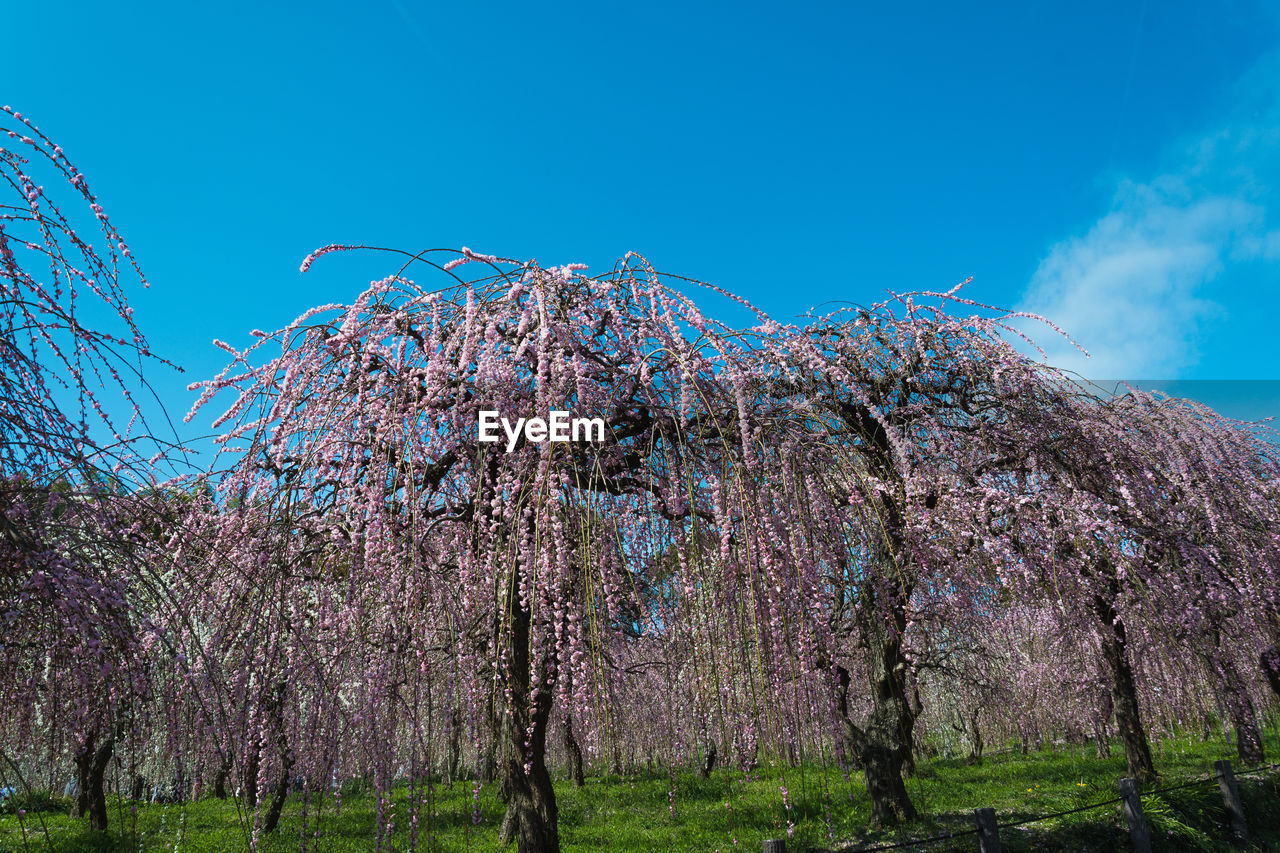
[827,662,863,771]
[496,566,559,852]
[1095,595,1156,781]
[858,605,917,827]
[262,681,293,833]
[831,563,918,827]
[72,731,113,832]
[905,675,924,776]
[823,556,917,822]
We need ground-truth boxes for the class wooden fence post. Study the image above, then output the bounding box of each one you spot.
[762,839,786,853]
[1118,777,1152,853]
[1214,760,1248,846]
[974,806,1001,852]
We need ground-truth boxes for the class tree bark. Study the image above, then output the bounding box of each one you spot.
[966,710,984,766]
[262,682,293,833]
[697,731,717,779]
[1260,645,1280,700]
[821,596,918,824]
[563,715,584,787]
[213,759,230,799]
[904,676,924,777]
[72,731,113,831]
[831,401,919,819]
[1093,688,1113,758]
[826,662,864,771]
[858,604,918,827]
[1093,720,1111,759]
[1095,595,1156,782]
[1212,652,1265,766]
[496,565,559,852]
[243,740,261,810]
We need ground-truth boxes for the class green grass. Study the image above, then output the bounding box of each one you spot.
[2,731,1278,852]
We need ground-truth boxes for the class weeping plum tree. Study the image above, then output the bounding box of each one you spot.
[1,106,177,833]
[1090,392,1280,767]
[996,384,1280,776]
[751,291,1115,824]
[185,247,832,851]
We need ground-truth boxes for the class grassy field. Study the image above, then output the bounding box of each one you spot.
[3,730,1278,852]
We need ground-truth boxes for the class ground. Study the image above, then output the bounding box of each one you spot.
[2,729,1278,852]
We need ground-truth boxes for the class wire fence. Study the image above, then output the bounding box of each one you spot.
[821,759,1280,852]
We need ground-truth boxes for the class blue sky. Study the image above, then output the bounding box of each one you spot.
[5,1,1280,445]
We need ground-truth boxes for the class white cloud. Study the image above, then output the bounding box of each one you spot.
[1018,181,1261,378]
[1016,54,1280,380]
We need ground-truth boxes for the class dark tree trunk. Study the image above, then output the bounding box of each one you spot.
[1093,715,1111,759]
[1093,689,1113,759]
[263,682,293,833]
[496,567,559,852]
[243,741,261,810]
[900,743,916,778]
[72,731,113,831]
[1095,595,1156,782]
[966,711,984,766]
[697,732,717,779]
[1212,652,1265,766]
[213,759,230,799]
[448,706,463,784]
[72,764,88,817]
[563,716,584,787]
[262,754,292,833]
[905,677,924,777]
[858,605,918,827]
[1093,724,1111,758]
[825,660,863,771]
[860,630,921,824]
[830,403,920,819]
[1260,645,1280,700]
